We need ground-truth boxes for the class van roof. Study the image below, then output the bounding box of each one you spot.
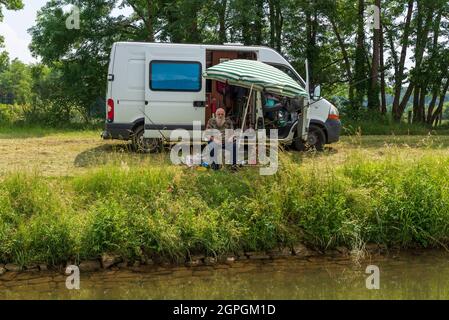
[114,41,279,54]
[113,42,305,86]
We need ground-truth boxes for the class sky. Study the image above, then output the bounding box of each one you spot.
[0,0,132,64]
[0,0,47,63]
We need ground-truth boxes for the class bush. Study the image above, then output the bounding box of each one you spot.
[0,104,22,125]
[81,199,140,258]
[0,174,75,265]
[0,174,60,221]
[11,212,75,265]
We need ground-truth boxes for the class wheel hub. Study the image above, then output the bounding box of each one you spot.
[307,133,318,146]
[138,134,159,152]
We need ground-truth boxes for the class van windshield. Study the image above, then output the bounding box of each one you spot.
[266,63,305,87]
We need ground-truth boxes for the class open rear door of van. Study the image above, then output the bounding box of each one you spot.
[144,45,206,139]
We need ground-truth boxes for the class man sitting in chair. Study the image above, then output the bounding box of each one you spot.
[205,107,238,170]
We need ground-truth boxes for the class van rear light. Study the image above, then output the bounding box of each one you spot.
[107,99,114,122]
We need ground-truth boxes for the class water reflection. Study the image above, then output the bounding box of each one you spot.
[1,251,448,300]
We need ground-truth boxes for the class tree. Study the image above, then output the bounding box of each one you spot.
[410,1,434,123]
[390,0,413,121]
[322,0,356,109]
[367,0,381,111]
[29,0,167,122]
[26,0,448,126]
[158,0,205,43]
[216,0,228,44]
[443,103,449,120]
[228,0,267,45]
[269,0,283,51]
[0,0,23,19]
[384,0,449,123]
[0,59,32,105]
[304,0,319,87]
[353,0,367,112]
[379,4,387,114]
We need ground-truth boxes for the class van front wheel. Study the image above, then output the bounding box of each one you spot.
[293,125,325,151]
[131,126,161,153]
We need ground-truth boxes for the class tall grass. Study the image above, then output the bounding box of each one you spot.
[342,118,449,136]
[1,149,449,266]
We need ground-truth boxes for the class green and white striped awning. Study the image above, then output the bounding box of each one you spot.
[203,59,308,98]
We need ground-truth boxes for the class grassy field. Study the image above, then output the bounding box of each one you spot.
[1,128,449,266]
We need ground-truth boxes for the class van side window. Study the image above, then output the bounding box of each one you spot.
[150,61,202,92]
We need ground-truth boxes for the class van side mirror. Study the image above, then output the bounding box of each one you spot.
[313,85,321,101]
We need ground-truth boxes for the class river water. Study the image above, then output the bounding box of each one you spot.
[1,250,448,300]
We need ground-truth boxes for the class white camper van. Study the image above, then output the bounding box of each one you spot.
[102,42,341,152]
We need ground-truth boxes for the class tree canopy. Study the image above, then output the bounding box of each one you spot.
[0,0,448,125]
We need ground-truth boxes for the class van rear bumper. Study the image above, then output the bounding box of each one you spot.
[102,123,133,140]
[324,118,341,143]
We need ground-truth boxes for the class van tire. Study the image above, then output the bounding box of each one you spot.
[131,125,161,153]
[293,125,325,152]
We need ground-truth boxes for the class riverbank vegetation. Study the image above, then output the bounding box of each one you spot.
[1,134,449,267]
[0,0,448,268]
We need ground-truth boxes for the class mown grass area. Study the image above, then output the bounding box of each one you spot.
[1,139,449,266]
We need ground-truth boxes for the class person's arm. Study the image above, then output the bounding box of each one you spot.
[206,118,212,130]
[206,119,219,143]
[226,118,236,142]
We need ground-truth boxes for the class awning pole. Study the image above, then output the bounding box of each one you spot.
[241,84,254,132]
[297,60,310,141]
[304,59,311,140]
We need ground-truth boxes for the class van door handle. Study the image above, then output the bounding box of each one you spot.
[193,101,205,108]
[145,100,149,105]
